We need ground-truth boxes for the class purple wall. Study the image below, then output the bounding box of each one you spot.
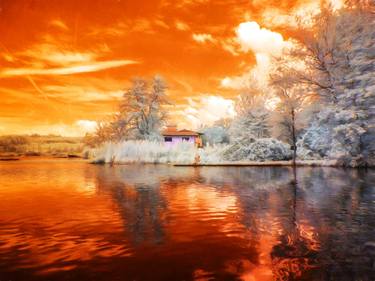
[164,136,196,147]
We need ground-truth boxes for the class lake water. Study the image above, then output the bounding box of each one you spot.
[0,160,374,281]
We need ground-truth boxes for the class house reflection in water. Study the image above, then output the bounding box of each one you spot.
[1,163,374,281]
[162,125,203,148]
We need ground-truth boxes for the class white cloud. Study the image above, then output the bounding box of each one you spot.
[20,31,106,65]
[175,20,190,31]
[154,19,170,29]
[42,84,124,102]
[0,60,138,77]
[41,51,94,64]
[261,1,321,29]
[50,19,69,31]
[221,75,250,90]
[181,95,236,129]
[236,21,289,56]
[221,21,293,90]
[192,33,215,43]
[221,53,271,90]
[330,0,344,10]
[75,120,97,133]
[260,1,343,30]
[1,24,133,79]
[221,38,240,56]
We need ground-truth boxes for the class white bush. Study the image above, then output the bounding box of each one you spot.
[93,138,293,164]
[297,106,372,166]
[201,126,229,145]
[198,144,227,164]
[93,140,199,164]
[222,138,292,161]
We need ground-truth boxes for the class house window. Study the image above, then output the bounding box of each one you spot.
[164,137,172,142]
[182,137,190,141]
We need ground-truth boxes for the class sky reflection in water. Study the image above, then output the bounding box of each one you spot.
[0,160,374,280]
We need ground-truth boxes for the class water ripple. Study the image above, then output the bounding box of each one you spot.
[0,162,374,280]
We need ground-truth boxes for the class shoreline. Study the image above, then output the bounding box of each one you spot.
[175,160,373,168]
[92,159,375,168]
[2,156,373,168]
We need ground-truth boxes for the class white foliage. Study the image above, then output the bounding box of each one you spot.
[198,145,227,164]
[229,109,270,142]
[201,126,229,145]
[93,138,292,164]
[93,139,293,164]
[297,106,370,166]
[294,6,375,166]
[94,141,195,164]
[223,138,292,161]
[116,76,168,141]
[93,141,230,164]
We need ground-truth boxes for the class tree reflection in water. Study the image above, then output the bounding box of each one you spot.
[271,167,375,281]
[1,162,373,281]
[93,165,174,245]
[90,164,375,280]
[270,167,319,280]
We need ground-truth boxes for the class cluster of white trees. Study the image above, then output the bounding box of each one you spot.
[291,0,375,166]
[202,1,374,166]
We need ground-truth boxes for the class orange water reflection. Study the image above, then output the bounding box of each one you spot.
[0,160,374,281]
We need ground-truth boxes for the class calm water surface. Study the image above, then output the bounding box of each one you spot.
[0,160,374,281]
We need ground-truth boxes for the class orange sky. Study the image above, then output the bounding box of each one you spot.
[0,0,331,136]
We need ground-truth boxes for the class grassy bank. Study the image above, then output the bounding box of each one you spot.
[0,135,86,159]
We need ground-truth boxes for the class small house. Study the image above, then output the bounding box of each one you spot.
[162,125,203,148]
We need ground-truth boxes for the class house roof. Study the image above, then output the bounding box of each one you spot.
[162,128,200,136]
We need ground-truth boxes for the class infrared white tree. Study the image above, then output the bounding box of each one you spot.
[86,76,170,146]
[269,56,314,165]
[229,78,272,142]
[119,76,168,140]
[293,2,375,166]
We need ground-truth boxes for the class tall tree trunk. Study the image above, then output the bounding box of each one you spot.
[291,108,297,166]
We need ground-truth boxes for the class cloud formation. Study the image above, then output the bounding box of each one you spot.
[175,20,190,31]
[49,19,69,31]
[221,21,292,90]
[0,0,329,136]
[236,21,288,56]
[0,60,138,77]
[182,95,236,129]
[192,33,215,43]
[75,120,97,133]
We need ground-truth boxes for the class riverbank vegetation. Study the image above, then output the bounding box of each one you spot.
[0,135,84,158]
[89,1,374,167]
